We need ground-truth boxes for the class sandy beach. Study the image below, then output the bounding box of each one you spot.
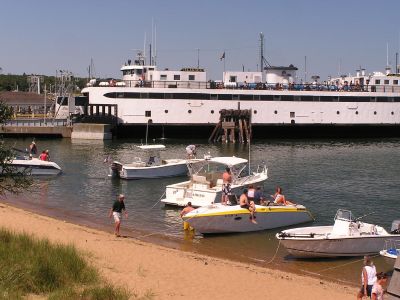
[0,203,356,299]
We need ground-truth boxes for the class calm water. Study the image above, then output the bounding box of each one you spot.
[3,137,400,286]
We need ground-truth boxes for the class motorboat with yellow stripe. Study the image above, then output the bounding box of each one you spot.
[182,203,313,234]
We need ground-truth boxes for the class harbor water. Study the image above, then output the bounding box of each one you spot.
[3,137,400,286]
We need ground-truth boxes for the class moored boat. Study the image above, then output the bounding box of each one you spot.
[182,203,313,234]
[7,156,62,176]
[160,156,268,207]
[109,144,203,179]
[276,209,400,258]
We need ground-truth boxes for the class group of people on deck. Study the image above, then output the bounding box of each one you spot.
[28,141,51,161]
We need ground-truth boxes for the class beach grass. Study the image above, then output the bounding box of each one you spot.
[0,228,130,300]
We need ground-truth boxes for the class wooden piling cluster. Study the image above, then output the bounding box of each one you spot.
[209,109,252,143]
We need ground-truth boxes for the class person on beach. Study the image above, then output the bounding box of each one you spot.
[109,194,128,237]
[180,202,195,230]
[221,167,232,205]
[239,189,257,223]
[357,255,377,300]
[371,272,387,300]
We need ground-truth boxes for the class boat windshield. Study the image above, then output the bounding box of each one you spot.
[189,160,247,180]
[334,209,354,222]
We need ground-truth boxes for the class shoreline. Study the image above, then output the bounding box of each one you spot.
[0,202,356,299]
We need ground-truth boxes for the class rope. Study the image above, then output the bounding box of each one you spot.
[150,191,166,209]
[264,239,281,265]
[314,253,380,274]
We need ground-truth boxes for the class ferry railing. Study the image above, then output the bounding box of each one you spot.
[5,118,69,127]
[107,79,400,93]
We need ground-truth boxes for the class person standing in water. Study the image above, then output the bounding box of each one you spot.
[180,202,195,231]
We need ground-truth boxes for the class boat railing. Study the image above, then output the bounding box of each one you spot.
[383,239,400,251]
[99,79,400,93]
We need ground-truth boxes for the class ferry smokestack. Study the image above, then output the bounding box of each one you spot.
[361,68,365,76]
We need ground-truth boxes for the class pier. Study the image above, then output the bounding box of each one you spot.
[209,109,252,143]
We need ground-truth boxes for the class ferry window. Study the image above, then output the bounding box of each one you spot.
[384,80,389,85]
[394,97,400,102]
[374,111,377,115]
[355,111,359,115]
[137,69,143,75]
[218,94,232,100]
[124,92,140,98]
[301,96,313,101]
[145,111,151,117]
[148,93,165,99]
[197,93,210,100]
[375,79,380,84]
[281,95,294,101]
[377,97,388,102]
[211,110,214,114]
[336,111,340,115]
[188,75,195,81]
[239,94,253,100]
[394,80,399,85]
[165,93,173,99]
[148,68,154,71]
[253,95,260,100]
[164,110,168,113]
[117,93,124,98]
[320,96,334,102]
[274,110,278,114]
[290,112,295,118]
[104,92,117,98]
[358,97,369,102]
[140,93,148,99]
[232,95,239,100]
[160,75,167,80]
[260,95,273,100]
[254,110,257,114]
[273,95,280,101]
[188,110,192,113]
[229,76,237,82]
[210,94,218,100]
[174,75,181,80]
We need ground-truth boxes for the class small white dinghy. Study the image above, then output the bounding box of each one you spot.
[380,221,400,259]
[182,202,313,234]
[276,209,400,258]
[109,145,203,179]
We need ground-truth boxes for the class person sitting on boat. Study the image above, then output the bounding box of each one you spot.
[239,189,257,224]
[247,184,255,202]
[221,167,232,205]
[180,202,195,231]
[39,150,49,161]
[271,186,294,206]
[185,144,197,159]
[254,186,265,205]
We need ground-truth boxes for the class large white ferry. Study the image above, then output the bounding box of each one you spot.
[78,51,400,137]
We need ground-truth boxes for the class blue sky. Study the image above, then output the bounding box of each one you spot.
[1,0,400,81]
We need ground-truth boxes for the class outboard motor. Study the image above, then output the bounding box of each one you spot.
[109,162,122,179]
[390,220,400,234]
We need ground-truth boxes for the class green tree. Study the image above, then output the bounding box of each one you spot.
[0,102,32,194]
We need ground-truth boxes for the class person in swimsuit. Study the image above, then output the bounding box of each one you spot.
[239,189,256,223]
[271,186,294,205]
[221,167,232,205]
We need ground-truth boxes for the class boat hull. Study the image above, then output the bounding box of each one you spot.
[279,235,400,258]
[120,161,188,179]
[7,159,62,176]
[184,204,313,234]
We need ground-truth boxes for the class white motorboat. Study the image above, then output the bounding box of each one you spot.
[7,156,62,176]
[182,203,313,234]
[160,156,268,207]
[380,240,400,260]
[110,145,202,179]
[276,209,400,258]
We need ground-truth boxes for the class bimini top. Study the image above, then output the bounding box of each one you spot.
[207,156,248,166]
[136,144,166,150]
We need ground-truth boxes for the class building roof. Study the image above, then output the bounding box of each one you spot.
[0,91,45,105]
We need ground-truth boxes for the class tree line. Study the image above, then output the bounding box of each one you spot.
[0,74,88,93]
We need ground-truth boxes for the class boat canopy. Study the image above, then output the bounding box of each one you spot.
[136,145,166,150]
[207,156,248,166]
